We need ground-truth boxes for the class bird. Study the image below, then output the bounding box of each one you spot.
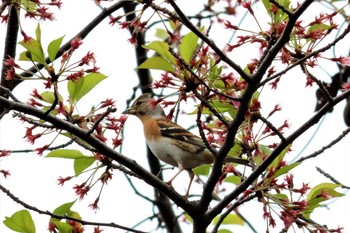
[122,93,250,198]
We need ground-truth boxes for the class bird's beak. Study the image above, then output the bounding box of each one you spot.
[122,107,136,115]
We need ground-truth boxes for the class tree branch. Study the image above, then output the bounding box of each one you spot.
[165,0,251,83]
[0,96,198,215]
[0,184,147,233]
[18,1,127,82]
[296,127,350,163]
[207,89,350,221]
[0,5,20,106]
[123,2,183,232]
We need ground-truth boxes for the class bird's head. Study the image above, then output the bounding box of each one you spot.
[122,93,165,119]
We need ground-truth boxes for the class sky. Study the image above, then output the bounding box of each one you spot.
[0,1,350,233]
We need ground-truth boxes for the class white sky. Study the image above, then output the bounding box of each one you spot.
[0,1,350,233]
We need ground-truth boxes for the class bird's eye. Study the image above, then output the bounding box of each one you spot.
[135,100,142,106]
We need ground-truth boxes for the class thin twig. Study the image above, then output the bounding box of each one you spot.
[211,193,258,233]
[257,115,286,142]
[296,127,350,163]
[18,1,127,80]
[123,173,155,202]
[269,0,292,16]
[167,47,231,127]
[316,167,350,189]
[13,112,54,128]
[0,184,147,233]
[196,102,217,155]
[0,140,74,154]
[300,63,333,103]
[86,107,117,136]
[165,0,251,83]
[259,21,350,88]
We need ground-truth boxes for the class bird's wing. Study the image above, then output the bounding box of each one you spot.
[156,119,251,167]
[156,119,207,154]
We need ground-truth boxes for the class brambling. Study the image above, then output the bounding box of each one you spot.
[123,93,250,198]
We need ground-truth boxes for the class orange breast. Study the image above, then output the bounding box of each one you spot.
[141,116,162,141]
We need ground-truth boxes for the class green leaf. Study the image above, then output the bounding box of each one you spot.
[271,193,289,203]
[138,56,174,72]
[273,162,300,178]
[169,20,178,31]
[142,41,176,64]
[179,30,199,63]
[194,100,234,115]
[51,201,76,233]
[22,0,36,12]
[261,0,290,23]
[69,211,82,220]
[184,213,193,223]
[253,144,272,165]
[268,144,291,169]
[68,73,108,103]
[155,28,169,39]
[46,149,84,159]
[307,183,344,202]
[217,229,233,233]
[48,36,65,62]
[18,51,32,62]
[52,221,73,233]
[3,210,36,233]
[224,175,241,185]
[18,39,46,64]
[212,213,244,225]
[227,144,242,157]
[40,91,63,104]
[304,183,344,218]
[35,23,41,43]
[306,23,333,42]
[193,164,210,176]
[74,157,95,175]
[261,0,272,14]
[52,201,76,216]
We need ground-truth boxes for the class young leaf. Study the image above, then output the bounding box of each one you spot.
[273,162,300,178]
[23,0,36,12]
[304,183,344,218]
[46,149,84,159]
[155,28,168,39]
[224,175,241,185]
[36,23,41,43]
[40,91,63,104]
[268,144,291,169]
[74,157,95,175]
[217,229,233,233]
[138,56,174,72]
[261,0,290,23]
[193,164,211,176]
[142,41,176,64]
[227,144,242,157]
[68,73,108,103]
[184,213,193,223]
[18,39,46,64]
[271,193,289,203]
[3,210,36,233]
[212,213,244,225]
[261,0,272,15]
[50,201,76,233]
[48,36,65,62]
[52,221,73,233]
[52,200,76,216]
[169,20,178,31]
[307,183,344,202]
[179,30,199,63]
